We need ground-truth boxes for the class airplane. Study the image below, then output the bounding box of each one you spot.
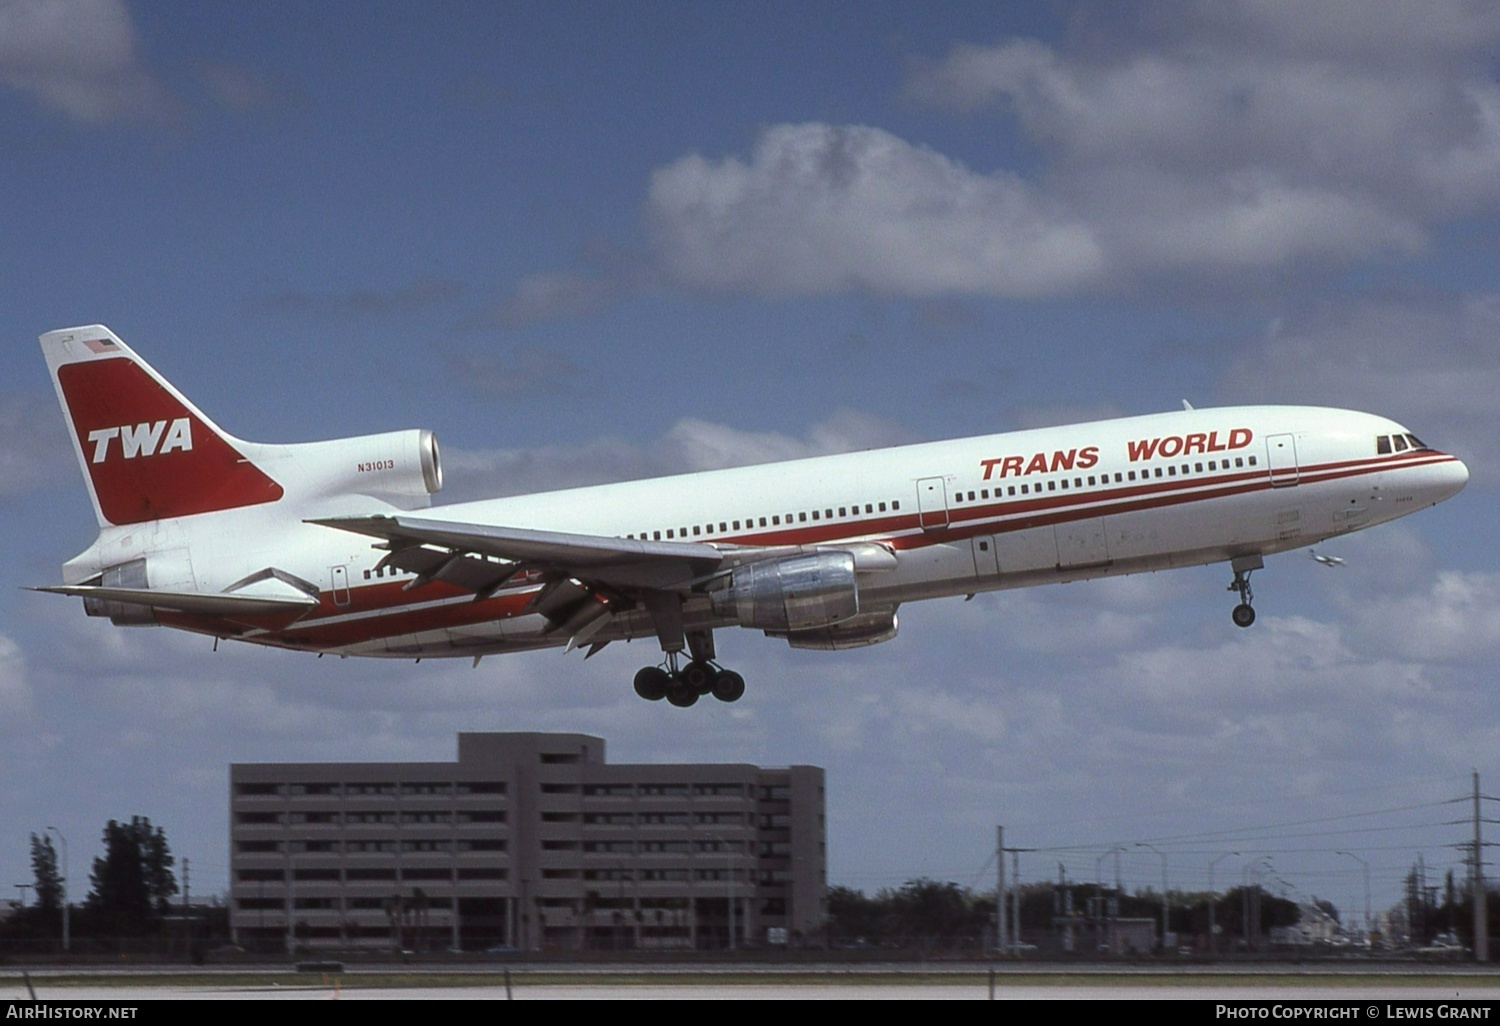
[33,325,1469,707]
[1308,549,1347,568]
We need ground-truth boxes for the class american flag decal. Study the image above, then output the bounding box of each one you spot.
[83,338,118,354]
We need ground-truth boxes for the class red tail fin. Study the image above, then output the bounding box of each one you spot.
[42,326,283,527]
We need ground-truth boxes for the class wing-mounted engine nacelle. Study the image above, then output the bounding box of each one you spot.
[266,428,442,509]
[710,552,859,631]
[770,608,899,650]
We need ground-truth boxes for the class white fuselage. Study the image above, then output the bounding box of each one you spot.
[65,404,1468,659]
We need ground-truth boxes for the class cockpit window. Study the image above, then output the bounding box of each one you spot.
[1393,435,1409,452]
[1377,435,1392,454]
[1406,433,1427,450]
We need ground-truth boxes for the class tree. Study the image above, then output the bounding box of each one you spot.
[86,817,178,935]
[30,833,63,912]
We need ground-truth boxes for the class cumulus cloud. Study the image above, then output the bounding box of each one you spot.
[904,3,1500,281]
[1346,571,1500,664]
[0,0,171,123]
[500,3,1500,316]
[646,122,1104,298]
[441,408,915,500]
[1217,292,1500,481]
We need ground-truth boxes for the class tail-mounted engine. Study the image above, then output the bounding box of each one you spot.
[271,428,443,510]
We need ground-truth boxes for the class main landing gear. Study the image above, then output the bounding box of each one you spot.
[1227,554,1264,628]
[633,655,746,707]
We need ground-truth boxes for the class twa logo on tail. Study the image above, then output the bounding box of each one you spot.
[44,327,284,526]
[87,419,194,463]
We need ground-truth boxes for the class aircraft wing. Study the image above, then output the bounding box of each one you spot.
[309,514,733,592]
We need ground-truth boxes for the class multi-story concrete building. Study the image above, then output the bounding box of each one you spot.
[229,732,824,952]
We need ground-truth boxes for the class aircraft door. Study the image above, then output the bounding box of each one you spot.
[330,565,351,607]
[916,477,949,530]
[1266,433,1299,487]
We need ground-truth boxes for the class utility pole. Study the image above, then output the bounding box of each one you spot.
[1474,771,1488,963]
[1011,849,1021,954]
[996,826,1007,954]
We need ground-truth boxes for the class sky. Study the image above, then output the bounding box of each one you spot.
[2,0,1499,929]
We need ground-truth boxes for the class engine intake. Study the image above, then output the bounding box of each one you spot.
[710,552,859,632]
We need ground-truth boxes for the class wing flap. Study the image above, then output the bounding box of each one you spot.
[311,514,727,590]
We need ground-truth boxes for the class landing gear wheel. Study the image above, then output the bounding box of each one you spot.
[1227,559,1260,628]
[666,684,700,708]
[633,666,670,701]
[680,659,719,694]
[711,670,745,703]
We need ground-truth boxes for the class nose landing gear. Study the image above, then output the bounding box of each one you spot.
[1227,554,1264,628]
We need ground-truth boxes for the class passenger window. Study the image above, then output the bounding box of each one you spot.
[760,517,768,527]
[1248,456,1257,466]
[812,510,820,520]
[878,502,886,512]
[799,513,807,522]
[892,501,900,510]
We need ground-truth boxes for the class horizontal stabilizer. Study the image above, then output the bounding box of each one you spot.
[30,584,318,616]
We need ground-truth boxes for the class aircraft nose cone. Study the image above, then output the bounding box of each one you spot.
[1437,455,1469,502]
